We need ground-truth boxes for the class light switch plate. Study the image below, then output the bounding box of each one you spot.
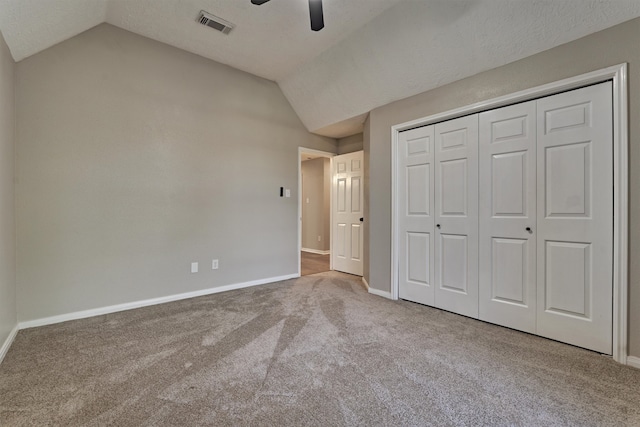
[191,262,198,273]
[285,189,291,197]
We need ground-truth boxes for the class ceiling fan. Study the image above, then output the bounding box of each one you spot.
[251,0,325,31]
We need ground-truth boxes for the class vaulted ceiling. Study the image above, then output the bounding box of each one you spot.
[1,0,639,137]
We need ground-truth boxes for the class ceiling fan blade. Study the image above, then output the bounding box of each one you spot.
[309,0,324,31]
[251,0,271,5]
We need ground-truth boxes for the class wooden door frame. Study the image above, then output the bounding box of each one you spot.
[390,64,629,365]
[298,147,336,277]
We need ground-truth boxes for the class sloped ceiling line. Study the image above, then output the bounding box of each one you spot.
[1,0,639,138]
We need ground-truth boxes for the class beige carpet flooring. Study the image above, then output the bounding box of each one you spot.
[1,271,640,426]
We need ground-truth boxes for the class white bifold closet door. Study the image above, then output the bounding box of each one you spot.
[479,101,537,333]
[398,126,435,305]
[434,116,479,318]
[535,82,613,354]
[397,115,478,315]
[397,81,613,355]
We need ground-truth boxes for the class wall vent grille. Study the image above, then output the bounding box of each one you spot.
[197,11,234,35]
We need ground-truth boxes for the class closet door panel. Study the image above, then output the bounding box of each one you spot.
[479,101,537,333]
[434,115,479,318]
[536,82,613,354]
[398,126,435,305]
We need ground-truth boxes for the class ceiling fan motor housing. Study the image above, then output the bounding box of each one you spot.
[251,0,325,31]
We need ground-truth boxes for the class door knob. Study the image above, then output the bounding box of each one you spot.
[359,217,364,222]
[526,227,532,232]
[436,224,441,229]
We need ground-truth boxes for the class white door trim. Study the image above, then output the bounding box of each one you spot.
[298,147,336,276]
[390,63,629,364]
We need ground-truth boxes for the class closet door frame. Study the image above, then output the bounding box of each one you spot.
[390,63,629,365]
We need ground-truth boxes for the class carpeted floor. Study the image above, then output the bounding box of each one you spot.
[1,271,639,426]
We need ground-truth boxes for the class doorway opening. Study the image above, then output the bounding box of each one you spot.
[298,148,334,276]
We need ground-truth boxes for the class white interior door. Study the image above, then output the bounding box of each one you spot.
[332,151,364,276]
[398,126,435,305]
[479,101,537,333]
[536,82,613,354]
[434,115,479,318]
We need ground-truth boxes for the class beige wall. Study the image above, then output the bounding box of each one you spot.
[0,30,16,350]
[337,133,364,154]
[367,17,640,357]
[16,24,337,322]
[301,158,330,252]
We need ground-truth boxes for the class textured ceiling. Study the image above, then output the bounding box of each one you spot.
[1,0,640,138]
[0,0,400,79]
[280,0,640,136]
[0,0,108,62]
[105,0,401,81]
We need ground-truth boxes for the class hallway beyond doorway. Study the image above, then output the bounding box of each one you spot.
[301,251,330,276]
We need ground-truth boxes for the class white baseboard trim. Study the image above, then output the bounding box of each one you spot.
[19,273,300,330]
[368,287,393,300]
[301,248,330,255]
[361,277,369,291]
[627,356,640,369]
[0,325,19,365]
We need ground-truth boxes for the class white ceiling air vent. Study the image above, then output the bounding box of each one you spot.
[197,11,235,35]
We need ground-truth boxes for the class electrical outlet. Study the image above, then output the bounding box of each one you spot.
[191,262,198,273]
[212,259,219,270]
